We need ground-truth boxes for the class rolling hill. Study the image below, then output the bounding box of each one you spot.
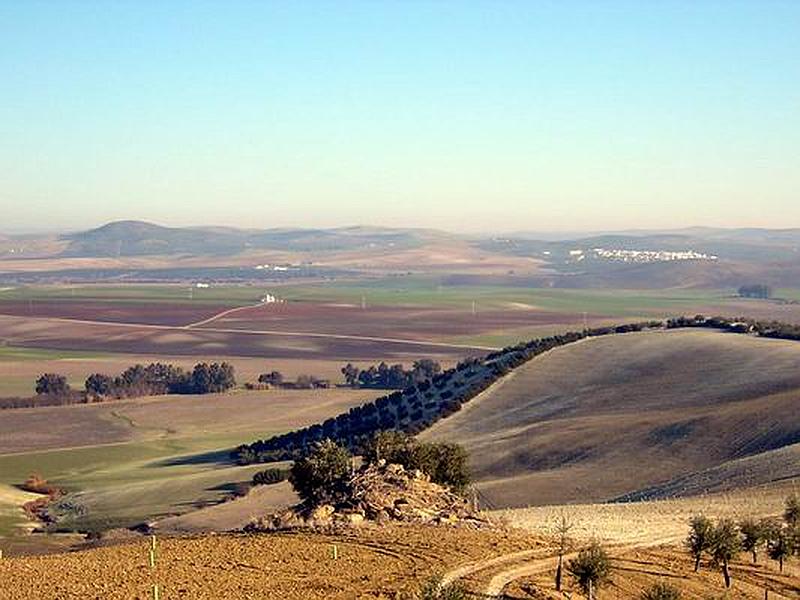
[421,329,800,507]
[60,220,439,257]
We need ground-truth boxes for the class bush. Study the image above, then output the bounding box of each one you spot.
[35,373,70,396]
[289,439,352,506]
[686,515,714,571]
[411,442,470,494]
[641,582,681,600]
[409,575,466,600]
[363,432,470,494]
[567,541,611,599]
[364,430,415,466]
[252,468,288,486]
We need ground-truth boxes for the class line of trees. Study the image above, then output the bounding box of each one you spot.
[341,359,442,389]
[0,361,237,409]
[738,284,773,299]
[250,370,331,390]
[686,493,800,588]
[233,320,663,465]
[232,314,800,466]
[85,361,236,398]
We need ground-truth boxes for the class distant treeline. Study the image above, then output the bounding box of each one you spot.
[738,284,773,299]
[233,315,800,465]
[233,320,664,464]
[667,314,800,340]
[0,362,236,410]
[341,359,442,389]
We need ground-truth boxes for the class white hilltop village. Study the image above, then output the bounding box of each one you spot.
[568,248,719,263]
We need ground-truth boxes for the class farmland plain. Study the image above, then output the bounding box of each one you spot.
[0,388,375,539]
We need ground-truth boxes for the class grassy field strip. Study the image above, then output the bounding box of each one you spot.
[0,429,281,533]
[275,282,732,312]
[0,484,41,537]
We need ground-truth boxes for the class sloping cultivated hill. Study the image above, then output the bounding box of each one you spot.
[421,329,800,507]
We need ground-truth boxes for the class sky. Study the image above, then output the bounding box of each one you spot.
[1,1,798,234]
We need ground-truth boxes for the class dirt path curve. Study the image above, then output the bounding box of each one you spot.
[444,534,687,598]
[483,552,567,597]
[184,302,265,328]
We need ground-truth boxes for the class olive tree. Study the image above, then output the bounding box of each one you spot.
[685,515,714,572]
[567,541,611,600]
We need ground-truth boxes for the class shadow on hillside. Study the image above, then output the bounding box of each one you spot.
[155,449,234,467]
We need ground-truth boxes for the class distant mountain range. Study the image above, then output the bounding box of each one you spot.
[3,220,800,288]
[59,220,440,257]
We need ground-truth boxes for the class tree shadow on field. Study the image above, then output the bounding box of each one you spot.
[154,448,234,467]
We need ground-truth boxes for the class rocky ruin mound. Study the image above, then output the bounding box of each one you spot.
[248,461,491,531]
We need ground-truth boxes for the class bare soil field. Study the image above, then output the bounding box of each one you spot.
[0,314,477,361]
[505,545,800,600]
[1,520,797,599]
[0,526,540,599]
[0,299,234,326]
[422,329,800,507]
[201,301,590,342]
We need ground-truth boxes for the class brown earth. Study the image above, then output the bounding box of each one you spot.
[201,301,589,341]
[0,300,236,327]
[0,314,478,361]
[505,545,800,600]
[422,329,800,507]
[0,526,540,600]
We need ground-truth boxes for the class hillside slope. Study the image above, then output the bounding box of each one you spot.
[421,329,800,507]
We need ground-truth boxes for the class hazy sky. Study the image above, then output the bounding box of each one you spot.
[1,1,798,233]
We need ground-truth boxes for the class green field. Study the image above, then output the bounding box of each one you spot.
[0,431,271,534]
[278,278,731,312]
[0,388,372,537]
[0,346,108,362]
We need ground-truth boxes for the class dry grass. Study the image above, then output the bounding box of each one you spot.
[495,481,800,545]
[422,329,800,507]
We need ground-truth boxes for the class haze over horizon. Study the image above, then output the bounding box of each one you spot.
[2,1,798,233]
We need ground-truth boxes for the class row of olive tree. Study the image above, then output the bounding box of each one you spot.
[687,493,800,588]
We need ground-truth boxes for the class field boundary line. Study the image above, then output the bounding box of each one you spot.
[5,314,500,351]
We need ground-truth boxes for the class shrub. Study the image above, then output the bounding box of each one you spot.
[19,473,61,497]
[411,442,470,494]
[289,439,352,506]
[252,468,288,486]
[686,515,714,571]
[567,541,611,599]
[641,581,681,600]
[258,371,284,386]
[410,575,466,600]
[35,373,70,396]
[364,430,415,466]
[785,493,800,527]
[364,432,471,494]
[709,518,741,588]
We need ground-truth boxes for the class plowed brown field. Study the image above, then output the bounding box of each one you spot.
[0,527,539,600]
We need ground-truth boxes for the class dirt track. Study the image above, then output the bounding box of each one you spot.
[0,527,538,600]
